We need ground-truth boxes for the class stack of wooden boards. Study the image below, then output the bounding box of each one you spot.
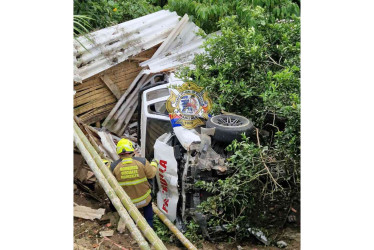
[74,47,158,125]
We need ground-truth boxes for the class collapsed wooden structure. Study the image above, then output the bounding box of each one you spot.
[74,47,158,125]
[73,10,207,249]
[74,10,207,135]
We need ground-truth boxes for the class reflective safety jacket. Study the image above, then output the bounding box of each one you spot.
[110,157,157,208]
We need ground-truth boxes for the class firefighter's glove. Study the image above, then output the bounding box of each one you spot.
[102,159,110,168]
[150,159,158,168]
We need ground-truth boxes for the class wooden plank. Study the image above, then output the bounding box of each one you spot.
[114,93,138,133]
[74,94,116,113]
[80,109,113,125]
[118,100,138,135]
[77,103,115,124]
[98,131,120,161]
[74,86,105,100]
[113,71,143,91]
[74,85,105,99]
[117,76,152,135]
[113,73,150,121]
[106,64,141,81]
[74,87,110,107]
[100,74,122,99]
[74,205,105,220]
[102,70,146,127]
[101,46,160,128]
[129,57,150,62]
[112,68,143,84]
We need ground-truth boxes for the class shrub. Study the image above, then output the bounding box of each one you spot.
[179,6,300,238]
[153,215,173,243]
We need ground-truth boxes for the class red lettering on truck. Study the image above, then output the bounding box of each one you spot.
[162,198,169,213]
[159,160,167,173]
[158,160,168,193]
[159,173,168,193]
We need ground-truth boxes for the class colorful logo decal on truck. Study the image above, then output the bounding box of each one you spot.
[166,82,212,129]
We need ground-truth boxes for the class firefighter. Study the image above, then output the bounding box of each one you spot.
[110,138,157,228]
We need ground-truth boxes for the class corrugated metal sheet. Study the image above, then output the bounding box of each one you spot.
[73,10,180,82]
[139,20,206,74]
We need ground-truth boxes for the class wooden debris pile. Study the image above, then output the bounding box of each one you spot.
[73,10,183,125]
[74,12,206,139]
[74,117,141,168]
[73,11,204,250]
[101,71,155,136]
[73,116,140,206]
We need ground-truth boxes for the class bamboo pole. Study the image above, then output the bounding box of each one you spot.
[73,128,150,250]
[152,203,197,250]
[74,121,167,250]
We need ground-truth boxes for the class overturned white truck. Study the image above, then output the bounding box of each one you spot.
[137,73,254,239]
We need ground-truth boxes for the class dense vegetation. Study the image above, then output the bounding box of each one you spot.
[74,0,300,243]
[178,5,300,239]
[74,0,300,34]
[167,0,300,33]
[73,0,161,33]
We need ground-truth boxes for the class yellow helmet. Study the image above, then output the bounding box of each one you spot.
[116,138,134,155]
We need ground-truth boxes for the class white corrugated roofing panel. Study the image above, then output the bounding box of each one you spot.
[141,38,205,74]
[74,10,180,82]
[139,20,208,74]
[167,22,202,51]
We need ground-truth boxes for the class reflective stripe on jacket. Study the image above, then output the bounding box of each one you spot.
[111,157,157,208]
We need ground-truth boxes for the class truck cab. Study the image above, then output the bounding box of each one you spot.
[137,73,254,238]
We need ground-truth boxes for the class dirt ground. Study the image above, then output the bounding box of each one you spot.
[74,191,300,250]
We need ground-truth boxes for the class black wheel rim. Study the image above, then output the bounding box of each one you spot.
[216,116,243,126]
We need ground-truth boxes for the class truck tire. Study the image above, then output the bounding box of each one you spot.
[206,114,254,143]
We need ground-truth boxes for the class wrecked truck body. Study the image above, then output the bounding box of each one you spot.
[137,73,255,239]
